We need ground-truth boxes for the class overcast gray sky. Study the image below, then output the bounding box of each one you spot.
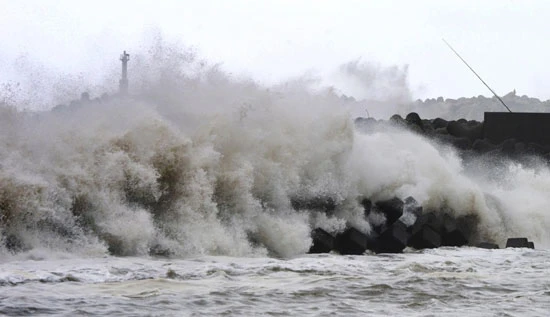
[1,0,550,101]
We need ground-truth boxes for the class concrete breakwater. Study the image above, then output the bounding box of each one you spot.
[307,194,535,255]
[0,101,543,257]
[305,112,544,255]
[356,112,550,162]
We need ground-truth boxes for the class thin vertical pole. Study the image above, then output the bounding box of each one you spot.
[443,39,512,113]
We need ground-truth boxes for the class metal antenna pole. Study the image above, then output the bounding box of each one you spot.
[119,51,130,95]
[443,39,512,113]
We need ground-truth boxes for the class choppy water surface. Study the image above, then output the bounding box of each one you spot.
[2,44,550,316]
[1,248,549,316]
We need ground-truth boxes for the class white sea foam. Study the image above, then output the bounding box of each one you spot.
[1,44,549,262]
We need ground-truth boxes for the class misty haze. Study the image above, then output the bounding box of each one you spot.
[1,1,549,316]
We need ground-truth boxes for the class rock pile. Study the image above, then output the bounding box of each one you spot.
[306,112,542,255]
[308,196,480,254]
[308,195,535,254]
[355,112,550,162]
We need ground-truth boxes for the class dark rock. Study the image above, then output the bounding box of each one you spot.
[528,241,535,249]
[309,228,335,254]
[149,244,172,257]
[421,119,435,134]
[409,225,441,249]
[447,120,483,142]
[371,223,386,235]
[368,214,387,235]
[406,112,424,132]
[505,237,530,248]
[400,197,422,229]
[526,142,548,155]
[361,198,373,216]
[354,117,367,124]
[432,118,448,129]
[501,139,517,156]
[36,218,78,239]
[4,234,24,252]
[412,212,441,234]
[390,114,406,126]
[375,197,404,225]
[514,142,527,155]
[406,112,422,123]
[408,212,443,249]
[404,196,418,205]
[102,233,125,255]
[473,139,498,153]
[436,134,472,151]
[441,214,468,247]
[435,127,449,135]
[335,227,370,255]
[291,196,336,212]
[403,196,422,218]
[467,120,480,126]
[407,123,424,134]
[450,137,473,151]
[375,220,409,253]
[527,142,549,155]
[355,117,378,132]
[477,242,499,249]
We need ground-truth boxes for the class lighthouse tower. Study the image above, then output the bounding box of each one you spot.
[119,51,130,95]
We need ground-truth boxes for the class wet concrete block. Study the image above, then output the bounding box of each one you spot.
[527,142,549,155]
[477,242,499,249]
[450,136,473,151]
[432,118,448,129]
[500,139,518,156]
[376,220,409,253]
[376,197,404,225]
[403,196,423,217]
[409,226,441,249]
[441,215,468,247]
[447,120,483,142]
[447,121,467,138]
[335,227,370,255]
[442,229,468,247]
[405,112,424,132]
[309,228,335,254]
[473,139,498,154]
[149,244,172,257]
[390,114,406,126]
[412,212,441,234]
[505,237,530,248]
[361,198,373,216]
[406,112,422,125]
[291,196,336,212]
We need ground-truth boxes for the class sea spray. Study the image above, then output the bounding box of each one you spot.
[1,46,550,260]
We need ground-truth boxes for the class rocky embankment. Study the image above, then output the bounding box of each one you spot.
[357,112,550,162]
[306,112,542,255]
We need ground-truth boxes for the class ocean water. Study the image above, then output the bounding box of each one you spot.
[1,48,550,316]
[1,249,549,316]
